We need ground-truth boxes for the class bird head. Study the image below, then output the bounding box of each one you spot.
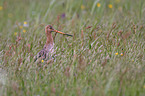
[45,25,54,33]
[45,25,73,37]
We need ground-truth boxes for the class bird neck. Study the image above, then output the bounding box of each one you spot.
[46,32,54,45]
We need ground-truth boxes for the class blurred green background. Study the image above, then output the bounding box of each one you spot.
[0,0,145,96]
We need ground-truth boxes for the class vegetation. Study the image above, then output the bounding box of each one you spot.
[0,0,145,95]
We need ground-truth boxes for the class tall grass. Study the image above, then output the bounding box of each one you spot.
[0,0,145,96]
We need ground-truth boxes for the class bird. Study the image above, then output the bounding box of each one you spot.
[34,25,73,62]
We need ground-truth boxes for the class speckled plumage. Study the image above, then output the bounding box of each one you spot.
[34,25,54,62]
[34,25,73,62]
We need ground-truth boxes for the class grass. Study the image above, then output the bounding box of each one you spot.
[0,0,145,96]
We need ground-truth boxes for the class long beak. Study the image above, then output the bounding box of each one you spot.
[53,29,73,37]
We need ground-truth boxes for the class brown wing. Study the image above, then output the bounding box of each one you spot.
[34,49,49,62]
[38,49,48,59]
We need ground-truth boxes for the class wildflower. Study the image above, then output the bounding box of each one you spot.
[81,5,85,10]
[115,52,118,55]
[132,59,134,62]
[23,29,26,33]
[108,4,113,8]
[23,21,29,27]
[97,3,101,7]
[8,13,13,18]
[24,21,27,25]
[0,6,3,11]
[14,32,17,36]
[143,85,145,89]
[61,13,65,19]
[19,26,23,29]
[41,59,44,63]
[120,53,123,56]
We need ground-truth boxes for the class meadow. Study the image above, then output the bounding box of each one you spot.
[0,0,145,96]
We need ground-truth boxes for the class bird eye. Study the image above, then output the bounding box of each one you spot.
[48,26,53,29]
